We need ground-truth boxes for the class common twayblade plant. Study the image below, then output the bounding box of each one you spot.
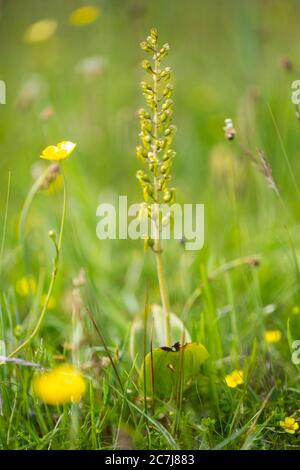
[136,29,208,400]
[136,28,176,348]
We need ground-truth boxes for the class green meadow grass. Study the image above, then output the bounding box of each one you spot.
[1,0,300,449]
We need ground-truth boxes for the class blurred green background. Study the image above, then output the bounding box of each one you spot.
[1,0,300,348]
[2,0,300,450]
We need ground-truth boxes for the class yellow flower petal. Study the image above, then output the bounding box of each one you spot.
[33,364,86,405]
[292,305,300,315]
[16,275,37,296]
[225,375,237,388]
[225,370,244,388]
[40,141,76,161]
[264,329,282,344]
[24,19,57,44]
[40,294,56,310]
[69,6,101,26]
[280,416,299,434]
[57,140,77,156]
[285,417,295,425]
[40,145,60,160]
[285,428,296,434]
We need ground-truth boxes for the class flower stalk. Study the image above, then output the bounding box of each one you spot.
[137,28,176,346]
[8,181,66,358]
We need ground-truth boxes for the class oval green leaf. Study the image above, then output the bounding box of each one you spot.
[140,342,209,398]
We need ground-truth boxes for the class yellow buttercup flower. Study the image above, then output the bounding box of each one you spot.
[69,6,101,26]
[264,329,282,344]
[280,416,299,434]
[292,305,300,315]
[33,364,86,405]
[24,19,57,44]
[16,275,37,296]
[40,141,77,161]
[225,370,244,388]
[40,294,56,310]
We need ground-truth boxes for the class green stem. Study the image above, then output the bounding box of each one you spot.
[152,53,171,347]
[19,165,55,243]
[155,248,171,346]
[0,169,11,277]
[8,179,66,358]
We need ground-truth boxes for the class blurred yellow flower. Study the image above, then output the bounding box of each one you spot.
[69,6,101,26]
[40,141,77,161]
[24,19,57,44]
[16,275,37,296]
[40,294,56,310]
[33,364,86,405]
[225,370,244,388]
[292,305,300,315]
[264,329,282,344]
[280,416,299,434]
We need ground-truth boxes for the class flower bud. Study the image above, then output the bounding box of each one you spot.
[160,112,167,122]
[48,229,56,242]
[150,28,158,41]
[140,41,152,52]
[163,191,172,203]
[142,60,154,74]
[162,99,173,111]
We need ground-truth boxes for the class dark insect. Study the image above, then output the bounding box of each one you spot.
[160,341,181,352]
